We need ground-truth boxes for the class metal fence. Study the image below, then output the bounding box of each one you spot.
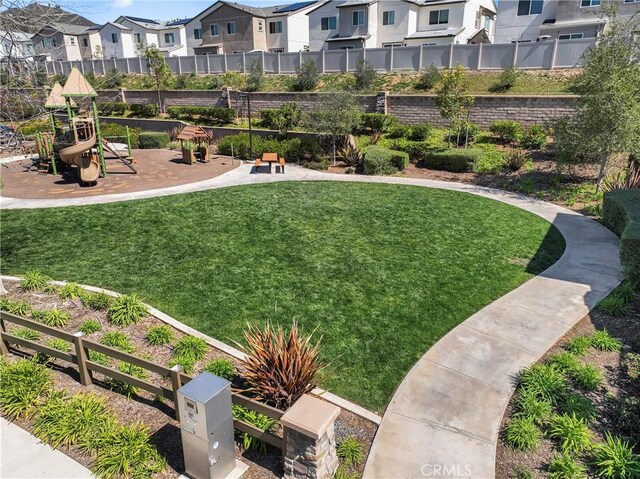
[42,38,594,76]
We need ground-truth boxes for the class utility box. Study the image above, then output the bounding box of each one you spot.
[177,372,236,479]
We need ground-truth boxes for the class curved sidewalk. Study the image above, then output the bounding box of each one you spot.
[1,164,623,478]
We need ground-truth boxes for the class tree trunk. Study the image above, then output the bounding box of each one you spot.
[596,151,610,192]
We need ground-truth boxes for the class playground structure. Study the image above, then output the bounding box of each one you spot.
[176,125,213,165]
[35,68,135,185]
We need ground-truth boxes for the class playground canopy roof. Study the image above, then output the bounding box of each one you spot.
[61,67,97,98]
[45,82,76,108]
[176,125,213,142]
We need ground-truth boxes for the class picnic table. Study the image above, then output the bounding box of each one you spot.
[254,152,285,173]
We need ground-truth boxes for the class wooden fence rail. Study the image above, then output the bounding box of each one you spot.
[0,310,283,451]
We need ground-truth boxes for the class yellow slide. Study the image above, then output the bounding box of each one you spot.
[58,131,100,183]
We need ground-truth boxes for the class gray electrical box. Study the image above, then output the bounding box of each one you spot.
[177,372,236,479]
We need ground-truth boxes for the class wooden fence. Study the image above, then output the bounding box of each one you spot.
[0,311,283,450]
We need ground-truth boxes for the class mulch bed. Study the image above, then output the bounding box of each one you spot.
[495,293,640,478]
[0,282,377,478]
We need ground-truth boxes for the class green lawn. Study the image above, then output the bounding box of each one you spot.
[1,182,565,411]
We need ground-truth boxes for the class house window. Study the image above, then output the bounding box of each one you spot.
[82,38,88,47]
[624,0,640,3]
[269,21,283,34]
[382,11,395,26]
[429,9,449,25]
[258,21,264,32]
[269,48,284,53]
[517,0,543,15]
[164,33,175,43]
[382,42,403,47]
[558,33,584,40]
[211,23,219,36]
[194,28,202,40]
[134,33,142,44]
[321,16,337,30]
[484,15,491,31]
[111,33,119,43]
[422,42,436,46]
[227,21,236,34]
[339,45,354,49]
[580,0,601,5]
[69,37,75,45]
[352,10,365,26]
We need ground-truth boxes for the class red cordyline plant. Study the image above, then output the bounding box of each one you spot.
[602,156,640,192]
[237,321,324,411]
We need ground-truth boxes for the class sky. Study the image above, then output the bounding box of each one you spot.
[55,0,285,25]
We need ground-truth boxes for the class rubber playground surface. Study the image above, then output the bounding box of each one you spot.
[0,149,237,199]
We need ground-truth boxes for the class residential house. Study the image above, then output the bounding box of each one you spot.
[191,0,318,55]
[494,0,640,43]
[32,23,101,61]
[99,16,188,59]
[0,31,35,61]
[308,0,497,51]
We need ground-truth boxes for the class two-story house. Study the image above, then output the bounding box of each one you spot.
[0,31,35,62]
[99,16,188,59]
[32,23,101,61]
[308,0,496,50]
[190,0,318,55]
[494,0,640,43]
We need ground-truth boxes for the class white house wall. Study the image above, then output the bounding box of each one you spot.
[308,1,341,51]
[416,3,466,33]
[63,34,82,60]
[375,0,418,46]
[494,0,558,43]
[286,9,312,51]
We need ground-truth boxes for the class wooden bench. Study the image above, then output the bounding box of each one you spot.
[254,158,262,168]
[278,158,285,173]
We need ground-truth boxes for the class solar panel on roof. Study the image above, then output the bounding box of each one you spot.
[272,1,316,13]
[126,16,159,24]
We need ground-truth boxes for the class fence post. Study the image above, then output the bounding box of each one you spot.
[113,57,117,71]
[177,56,182,75]
[138,55,143,74]
[0,315,9,355]
[59,60,64,74]
[550,38,559,70]
[345,47,349,73]
[321,49,325,73]
[277,51,281,73]
[448,42,454,68]
[477,42,483,70]
[91,59,96,75]
[223,52,228,72]
[207,53,211,73]
[80,60,85,74]
[418,44,423,71]
[101,58,105,75]
[125,57,131,74]
[242,52,246,73]
[51,60,56,75]
[261,50,265,72]
[298,50,303,70]
[170,364,184,421]
[193,54,198,74]
[389,45,394,72]
[512,41,519,67]
[73,332,92,386]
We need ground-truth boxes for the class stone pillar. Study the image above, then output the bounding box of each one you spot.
[119,87,127,104]
[376,91,388,114]
[221,87,232,108]
[281,395,340,479]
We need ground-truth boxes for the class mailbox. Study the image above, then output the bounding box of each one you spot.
[177,372,236,479]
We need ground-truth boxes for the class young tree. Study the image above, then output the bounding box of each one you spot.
[295,58,320,92]
[304,92,362,163]
[144,44,171,112]
[354,58,377,91]
[570,8,640,188]
[246,59,264,92]
[436,65,474,147]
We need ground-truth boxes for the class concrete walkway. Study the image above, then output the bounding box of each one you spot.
[1,418,93,478]
[1,163,623,478]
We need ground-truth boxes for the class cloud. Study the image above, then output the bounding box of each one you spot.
[112,0,133,7]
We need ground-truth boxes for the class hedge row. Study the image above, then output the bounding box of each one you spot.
[96,102,159,118]
[418,149,483,173]
[363,145,409,175]
[167,106,234,125]
[603,189,640,287]
[138,132,170,149]
[216,133,326,167]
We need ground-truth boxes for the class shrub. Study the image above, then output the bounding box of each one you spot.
[354,59,377,91]
[520,124,547,150]
[546,353,579,373]
[612,282,637,303]
[47,338,71,353]
[623,352,640,380]
[20,270,50,291]
[138,132,170,149]
[387,124,412,139]
[504,149,531,172]
[168,352,196,374]
[12,327,40,341]
[407,123,433,141]
[360,113,397,143]
[174,74,190,89]
[0,358,51,418]
[561,393,596,422]
[31,308,70,327]
[548,413,593,453]
[519,364,567,404]
[336,437,365,467]
[101,123,141,148]
[598,295,629,316]
[81,291,113,310]
[92,422,166,479]
[338,144,364,167]
[514,388,553,425]
[167,106,235,125]
[490,120,523,144]
[548,452,587,479]
[103,68,124,89]
[89,350,113,367]
[363,145,409,175]
[240,321,323,410]
[416,64,440,91]
[490,64,519,92]
[246,59,264,92]
[570,364,604,391]
[204,358,236,381]
[0,298,32,316]
[98,102,128,116]
[617,396,640,441]
[259,103,301,133]
[504,416,541,451]
[472,148,505,174]
[232,404,278,453]
[602,189,640,287]
[59,283,84,300]
[108,293,148,326]
[173,336,207,361]
[564,336,592,356]
[419,149,482,173]
[110,362,148,398]
[140,326,172,347]
[334,466,360,479]
[100,331,135,353]
[129,103,159,118]
[79,319,102,335]
[295,58,320,92]
[590,330,622,352]
[449,120,480,146]
[591,433,640,479]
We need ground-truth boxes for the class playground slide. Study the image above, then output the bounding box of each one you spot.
[58,133,100,183]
